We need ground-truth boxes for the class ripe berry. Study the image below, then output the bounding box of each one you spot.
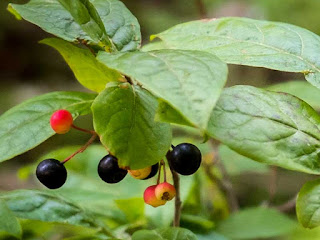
[98,155,127,184]
[50,110,73,134]
[36,159,67,189]
[169,143,202,175]
[143,163,159,180]
[155,182,176,201]
[144,185,167,207]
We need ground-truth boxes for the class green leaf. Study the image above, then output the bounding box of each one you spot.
[8,0,141,51]
[180,214,215,233]
[297,179,320,228]
[0,91,95,163]
[208,85,320,174]
[57,0,112,49]
[132,227,197,240]
[219,145,269,175]
[197,232,229,240]
[0,190,111,231]
[217,207,296,239]
[0,200,22,239]
[267,81,320,111]
[97,49,228,130]
[151,17,320,89]
[115,198,145,223]
[92,83,172,169]
[41,38,121,92]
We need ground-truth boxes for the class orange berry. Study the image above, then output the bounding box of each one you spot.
[144,185,167,207]
[50,110,73,134]
[155,182,176,201]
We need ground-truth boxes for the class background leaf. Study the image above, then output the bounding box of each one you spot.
[41,38,121,92]
[267,81,320,111]
[296,179,320,228]
[8,0,141,51]
[0,91,96,163]
[150,17,320,89]
[92,83,171,169]
[0,200,22,239]
[132,227,197,240]
[208,85,320,174]
[97,49,228,130]
[217,207,296,239]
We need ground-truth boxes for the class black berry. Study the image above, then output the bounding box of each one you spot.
[143,163,159,180]
[98,155,127,183]
[36,159,67,189]
[168,143,202,175]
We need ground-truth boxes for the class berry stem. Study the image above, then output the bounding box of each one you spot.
[157,162,162,185]
[161,159,167,182]
[61,133,97,164]
[171,144,175,150]
[71,124,96,135]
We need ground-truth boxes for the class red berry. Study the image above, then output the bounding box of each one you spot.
[144,185,167,207]
[50,110,73,134]
[155,182,176,201]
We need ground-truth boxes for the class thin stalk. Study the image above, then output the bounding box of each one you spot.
[71,124,96,135]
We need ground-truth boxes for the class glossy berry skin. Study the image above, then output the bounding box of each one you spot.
[36,159,67,189]
[155,182,176,201]
[144,185,166,207]
[98,155,127,184]
[50,110,73,134]
[169,143,202,175]
[143,163,159,180]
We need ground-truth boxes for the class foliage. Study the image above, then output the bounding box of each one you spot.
[2,0,320,239]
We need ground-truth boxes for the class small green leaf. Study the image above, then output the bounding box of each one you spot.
[41,38,121,92]
[267,81,320,111]
[115,198,145,223]
[0,200,22,239]
[8,0,141,51]
[132,227,197,240]
[208,85,320,174]
[297,179,320,228]
[0,190,109,231]
[92,83,172,169]
[217,207,296,239]
[151,17,320,89]
[97,49,228,131]
[0,91,96,162]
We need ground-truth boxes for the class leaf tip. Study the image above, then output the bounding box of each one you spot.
[7,4,22,20]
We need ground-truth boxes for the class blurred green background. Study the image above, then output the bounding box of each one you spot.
[1,0,320,239]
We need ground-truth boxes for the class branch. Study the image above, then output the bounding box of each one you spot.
[275,195,297,213]
[194,0,207,18]
[207,140,239,212]
[167,151,182,227]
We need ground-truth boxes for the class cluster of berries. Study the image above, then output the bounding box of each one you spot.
[36,110,202,208]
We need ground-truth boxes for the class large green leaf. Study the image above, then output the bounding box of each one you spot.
[8,0,141,51]
[267,81,320,111]
[132,227,197,240]
[296,179,320,229]
[0,91,95,162]
[41,38,121,92]
[217,207,296,239]
[208,85,320,174]
[0,200,22,239]
[0,190,111,232]
[97,49,228,131]
[149,17,320,89]
[92,83,172,169]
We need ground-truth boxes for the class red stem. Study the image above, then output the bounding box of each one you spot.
[61,133,97,164]
[71,124,96,135]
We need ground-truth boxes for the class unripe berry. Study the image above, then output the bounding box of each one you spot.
[98,155,127,184]
[143,163,159,180]
[144,185,167,207]
[50,110,73,134]
[36,159,67,189]
[169,143,202,175]
[129,166,152,180]
[155,182,176,201]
